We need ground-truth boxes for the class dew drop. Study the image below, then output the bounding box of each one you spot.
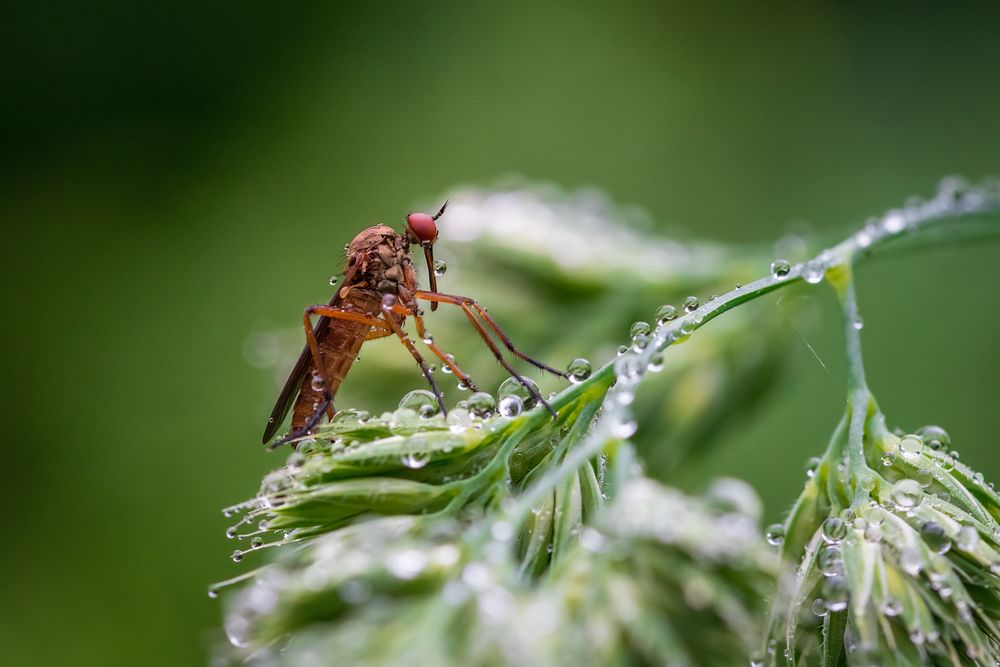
[900,546,923,576]
[226,526,238,539]
[498,376,539,410]
[803,259,826,284]
[498,394,523,417]
[805,456,820,478]
[310,371,325,392]
[433,259,448,276]
[441,354,455,374]
[770,259,791,279]
[852,318,864,330]
[881,450,895,466]
[822,576,849,611]
[898,434,924,459]
[231,550,243,562]
[957,525,980,551]
[818,545,844,577]
[765,523,785,546]
[882,597,903,617]
[647,353,664,373]
[631,334,651,352]
[914,468,934,488]
[891,479,923,510]
[920,521,951,554]
[861,505,885,526]
[656,304,678,323]
[679,316,702,336]
[883,211,906,234]
[566,358,592,383]
[811,597,828,617]
[401,451,431,469]
[208,589,219,599]
[916,425,950,451]
[467,391,497,418]
[250,536,263,549]
[398,389,441,418]
[682,296,699,313]
[630,321,651,338]
[822,517,847,544]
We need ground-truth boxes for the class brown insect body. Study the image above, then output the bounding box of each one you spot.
[264,202,565,447]
[265,225,417,442]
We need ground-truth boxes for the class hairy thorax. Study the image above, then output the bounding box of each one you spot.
[343,224,418,308]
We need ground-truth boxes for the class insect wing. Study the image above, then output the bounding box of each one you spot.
[261,265,357,443]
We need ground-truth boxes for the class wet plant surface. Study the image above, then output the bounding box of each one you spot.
[215,179,1000,666]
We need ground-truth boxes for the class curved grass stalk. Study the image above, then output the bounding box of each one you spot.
[216,178,1000,666]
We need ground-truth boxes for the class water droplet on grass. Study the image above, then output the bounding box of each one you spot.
[498,376,538,410]
[566,358,592,383]
[647,353,664,373]
[682,296,699,312]
[656,304,678,322]
[433,259,448,276]
[399,389,441,418]
[818,545,844,577]
[957,526,980,551]
[770,259,791,278]
[900,546,923,575]
[628,321,650,339]
[401,451,431,469]
[822,517,847,543]
[498,395,523,417]
[892,479,923,510]
[916,425,950,451]
[329,275,339,286]
[921,521,951,554]
[468,391,497,418]
[898,434,924,459]
[765,523,785,546]
[811,598,828,617]
[805,457,820,478]
[822,576,848,611]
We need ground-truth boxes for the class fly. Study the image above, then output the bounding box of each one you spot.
[262,202,567,448]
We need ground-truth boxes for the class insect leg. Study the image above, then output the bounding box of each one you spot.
[415,290,568,378]
[406,312,481,392]
[303,305,390,420]
[413,291,557,417]
[380,296,449,417]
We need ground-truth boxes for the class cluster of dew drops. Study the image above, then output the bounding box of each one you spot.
[216,355,601,574]
[758,424,999,643]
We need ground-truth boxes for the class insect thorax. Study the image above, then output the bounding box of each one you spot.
[346,224,417,305]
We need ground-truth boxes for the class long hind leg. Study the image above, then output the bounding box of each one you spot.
[413,291,559,417]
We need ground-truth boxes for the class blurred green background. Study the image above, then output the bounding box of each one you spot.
[3,2,1000,665]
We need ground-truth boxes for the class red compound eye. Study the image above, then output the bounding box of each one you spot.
[406,212,438,244]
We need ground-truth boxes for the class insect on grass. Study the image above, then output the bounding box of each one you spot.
[262,202,567,448]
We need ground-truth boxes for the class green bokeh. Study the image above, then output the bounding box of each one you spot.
[3,3,999,665]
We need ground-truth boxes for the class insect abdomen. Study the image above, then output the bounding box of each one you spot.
[290,290,383,431]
